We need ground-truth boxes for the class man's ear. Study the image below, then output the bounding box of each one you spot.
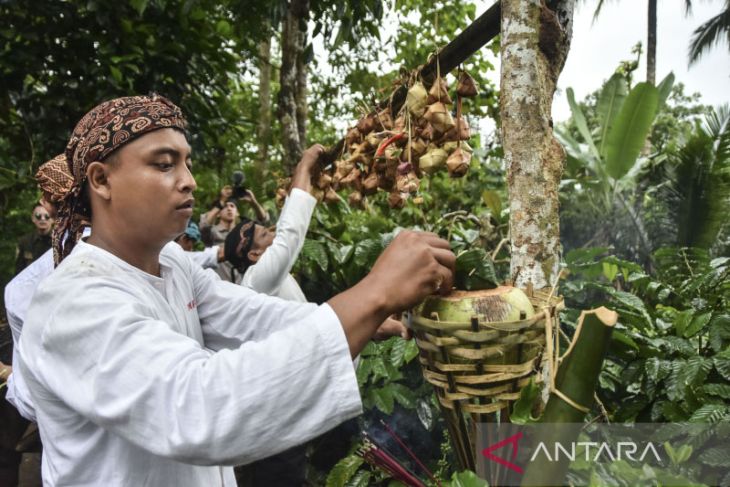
[86,161,112,201]
[247,248,262,264]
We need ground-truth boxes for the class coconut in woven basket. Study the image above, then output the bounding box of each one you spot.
[409,276,562,475]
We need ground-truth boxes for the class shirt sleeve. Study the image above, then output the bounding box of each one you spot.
[241,188,316,295]
[26,278,362,466]
[6,347,37,422]
[187,246,219,270]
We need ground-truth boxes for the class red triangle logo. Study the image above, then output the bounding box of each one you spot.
[481,431,524,474]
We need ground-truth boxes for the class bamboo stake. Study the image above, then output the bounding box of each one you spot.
[520,307,617,487]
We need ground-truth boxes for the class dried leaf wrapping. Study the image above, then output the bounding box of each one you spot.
[418,147,448,175]
[424,102,455,133]
[427,77,452,104]
[456,71,479,97]
[405,81,428,117]
[446,147,471,177]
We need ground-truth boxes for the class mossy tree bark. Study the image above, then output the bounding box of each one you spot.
[277,0,309,171]
[255,32,272,184]
[500,0,575,290]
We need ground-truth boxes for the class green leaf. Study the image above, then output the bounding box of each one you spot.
[326,454,363,487]
[597,73,629,158]
[703,383,730,399]
[611,330,640,351]
[656,72,675,110]
[110,65,123,83]
[302,239,328,272]
[684,311,712,338]
[700,445,730,467]
[390,383,417,409]
[416,398,434,430]
[346,470,371,487]
[511,380,540,424]
[713,350,730,380]
[689,404,729,422]
[481,190,501,217]
[356,358,373,387]
[446,470,489,487]
[129,0,148,15]
[602,261,619,281]
[604,82,659,179]
[567,87,600,159]
[403,339,419,363]
[372,386,395,414]
[673,309,693,336]
[215,20,231,36]
[390,338,408,368]
[455,248,498,290]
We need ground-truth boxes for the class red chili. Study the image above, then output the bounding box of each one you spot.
[375,132,405,157]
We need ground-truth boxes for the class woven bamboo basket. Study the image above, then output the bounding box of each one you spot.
[409,285,564,470]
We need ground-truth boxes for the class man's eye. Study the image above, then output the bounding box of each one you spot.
[155,162,174,170]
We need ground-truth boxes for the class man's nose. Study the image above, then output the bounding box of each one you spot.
[180,165,197,192]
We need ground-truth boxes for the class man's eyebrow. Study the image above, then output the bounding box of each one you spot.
[148,146,193,159]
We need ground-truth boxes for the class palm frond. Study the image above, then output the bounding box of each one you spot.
[688,1,730,65]
[673,106,730,248]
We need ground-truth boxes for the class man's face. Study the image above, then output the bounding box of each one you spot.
[249,224,275,262]
[219,201,238,224]
[32,206,53,235]
[102,128,196,247]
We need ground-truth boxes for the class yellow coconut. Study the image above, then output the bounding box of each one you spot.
[416,286,535,324]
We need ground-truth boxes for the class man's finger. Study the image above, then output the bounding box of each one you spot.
[431,247,456,271]
[420,234,452,250]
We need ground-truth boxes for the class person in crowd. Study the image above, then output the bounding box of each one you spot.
[5,153,74,422]
[3,153,74,487]
[225,145,408,486]
[202,185,269,229]
[17,95,454,487]
[14,205,54,275]
[199,199,242,282]
[174,220,223,269]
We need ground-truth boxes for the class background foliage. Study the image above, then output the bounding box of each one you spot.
[1,0,728,484]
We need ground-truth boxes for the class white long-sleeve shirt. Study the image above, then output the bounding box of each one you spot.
[4,248,54,422]
[241,188,315,302]
[18,240,361,487]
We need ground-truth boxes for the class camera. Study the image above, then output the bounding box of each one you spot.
[231,170,248,200]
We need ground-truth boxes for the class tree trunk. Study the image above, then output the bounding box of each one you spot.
[500,0,575,290]
[647,0,657,85]
[277,0,309,171]
[295,24,308,149]
[255,33,273,183]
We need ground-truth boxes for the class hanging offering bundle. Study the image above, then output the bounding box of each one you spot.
[276,58,480,210]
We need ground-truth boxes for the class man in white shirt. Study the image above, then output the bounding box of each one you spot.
[18,95,455,487]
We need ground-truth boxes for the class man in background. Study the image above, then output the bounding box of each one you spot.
[14,205,53,275]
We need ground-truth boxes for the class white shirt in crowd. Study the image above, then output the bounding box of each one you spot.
[186,244,219,270]
[5,227,92,422]
[4,248,53,422]
[241,188,315,302]
[18,240,362,487]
